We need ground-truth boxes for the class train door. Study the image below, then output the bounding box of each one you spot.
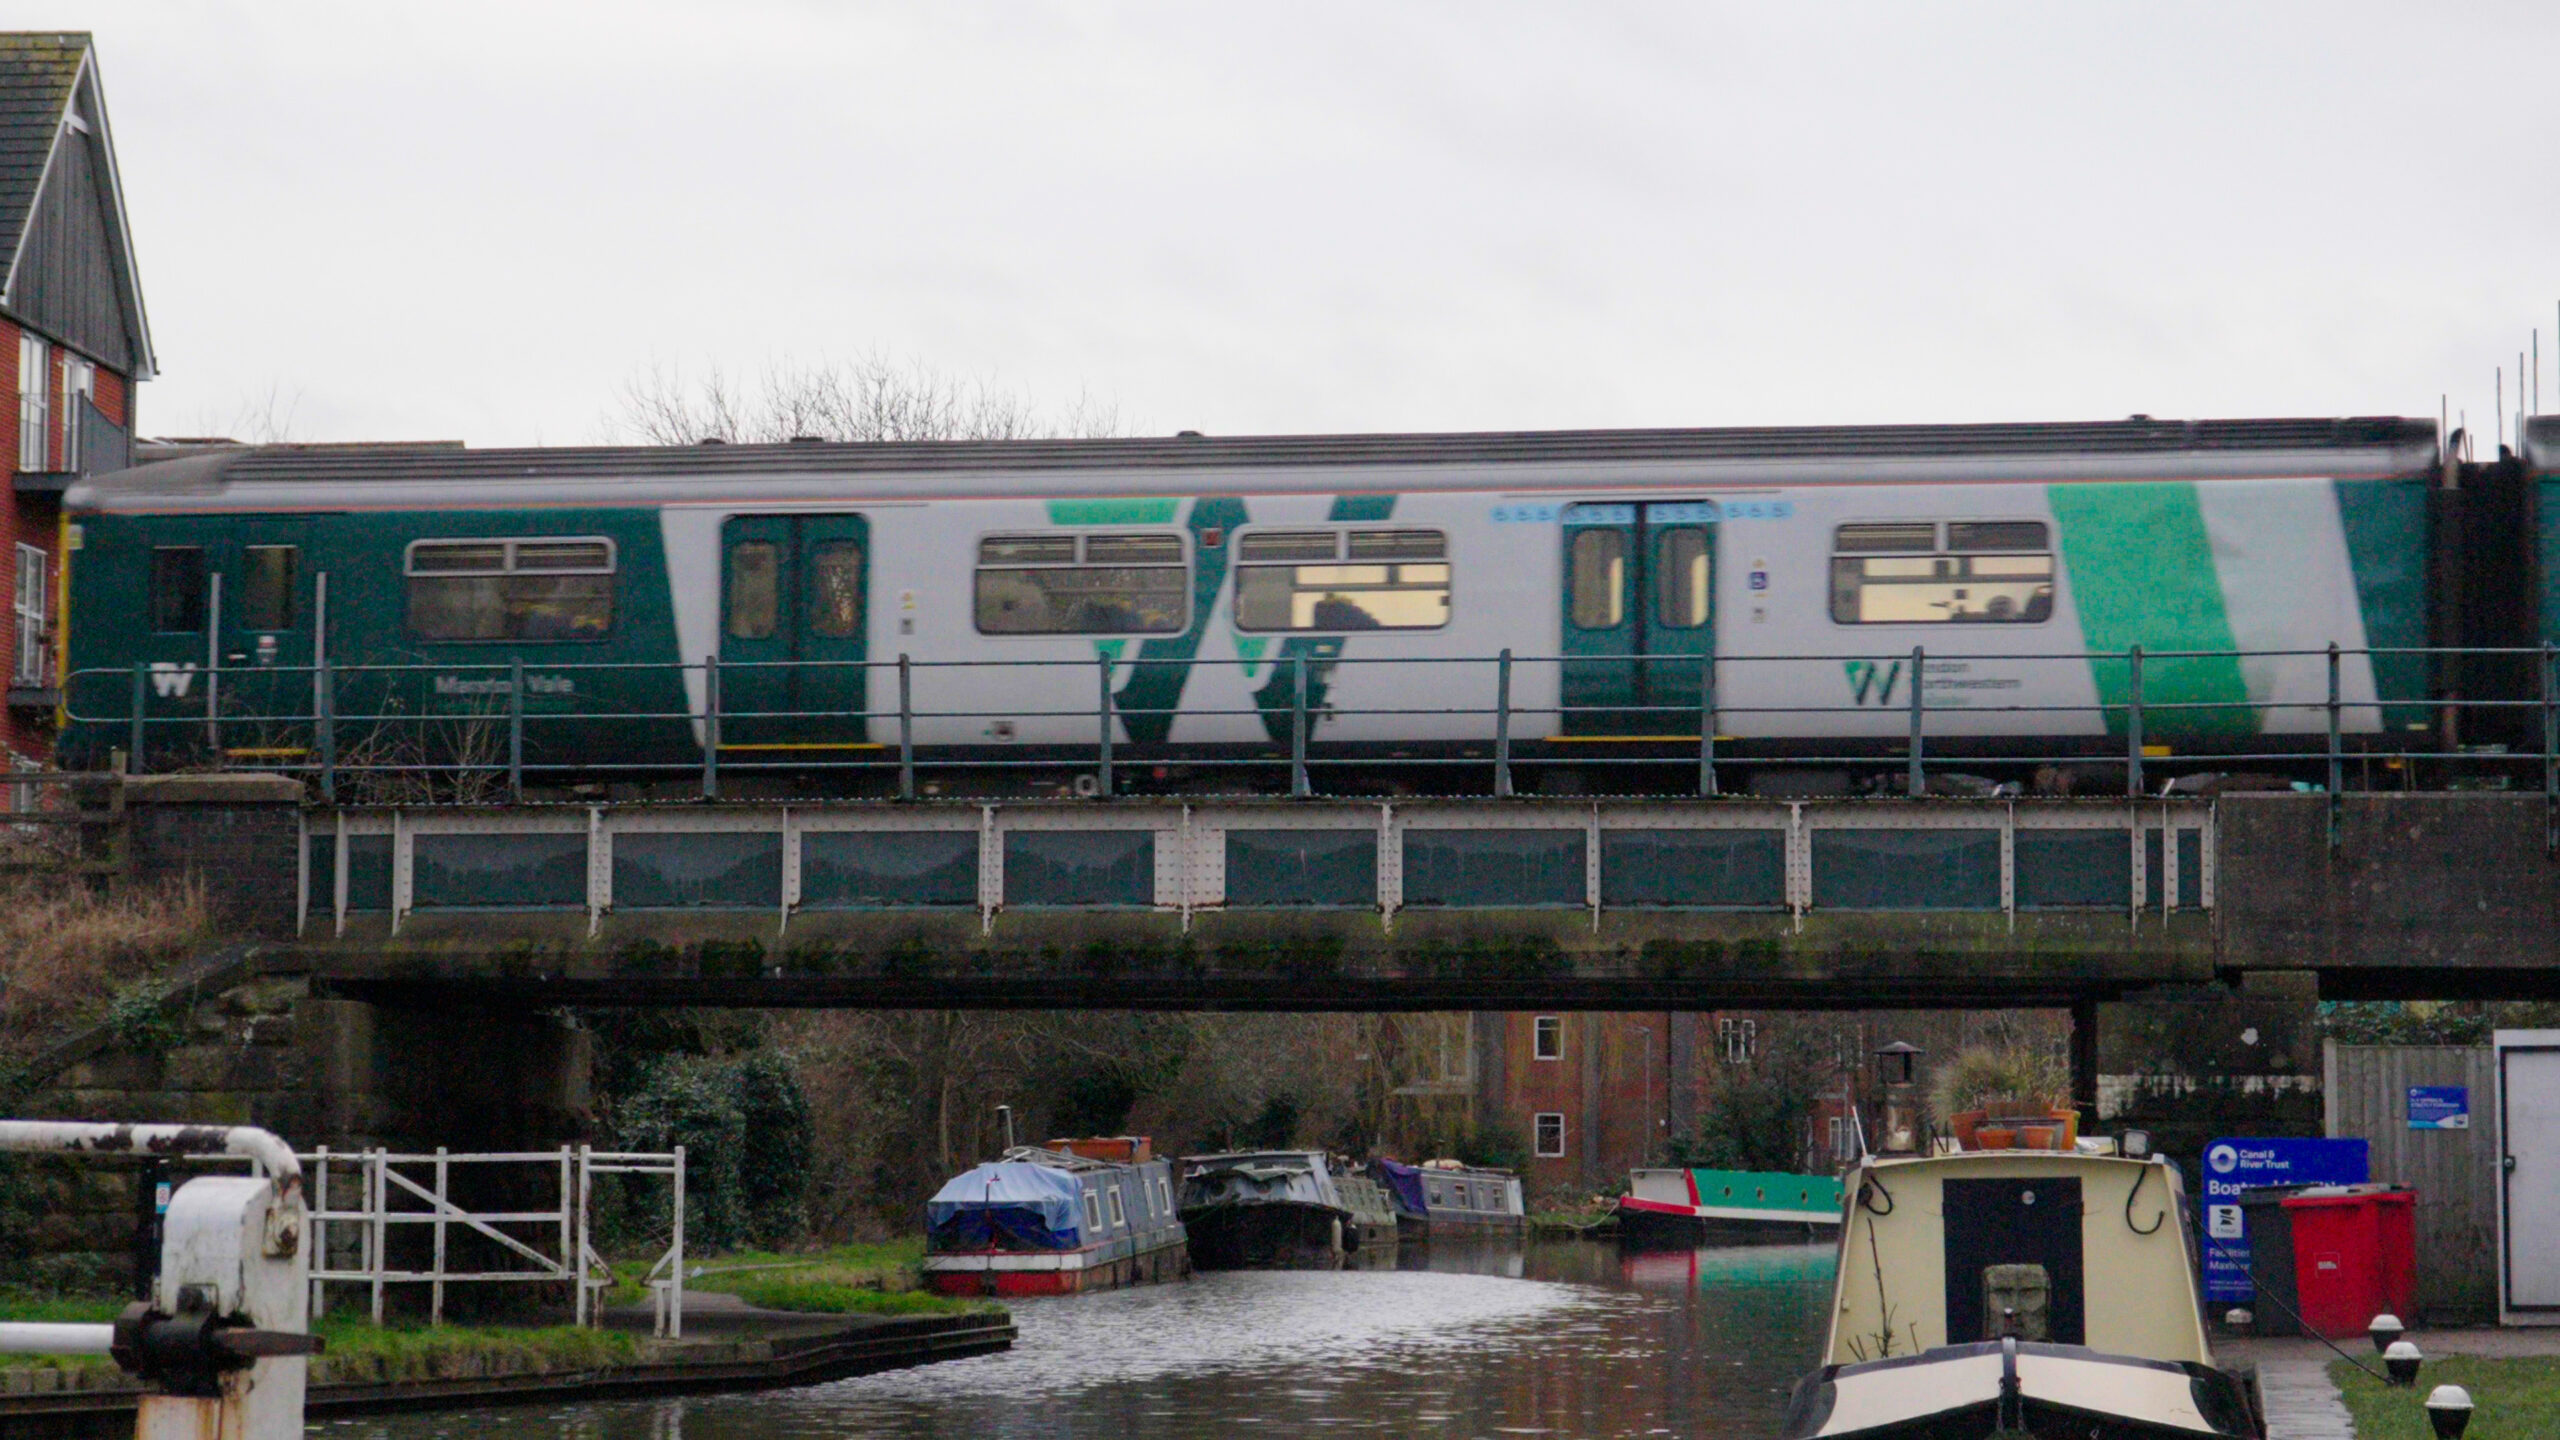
[1559,503,1715,735]
[211,517,316,759]
[718,513,869,747]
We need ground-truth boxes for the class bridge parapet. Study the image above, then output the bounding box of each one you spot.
[298,796,2212,936]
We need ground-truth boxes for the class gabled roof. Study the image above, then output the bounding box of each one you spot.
[0,33,153,377]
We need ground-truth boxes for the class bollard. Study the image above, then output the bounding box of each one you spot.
[2424,1383,2473,1439]
[2384,1339,2423,1387]
[2368,1312,2405,1354]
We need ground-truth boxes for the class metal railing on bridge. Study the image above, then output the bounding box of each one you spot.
[301,794,2215,938]
[59,644,2560,814]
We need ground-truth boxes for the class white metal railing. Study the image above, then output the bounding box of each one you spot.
[303,1144,686,1336]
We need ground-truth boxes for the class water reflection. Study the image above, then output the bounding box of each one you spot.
[314,1239,1832,1439]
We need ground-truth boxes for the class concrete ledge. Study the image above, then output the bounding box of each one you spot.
[121,772,304,804]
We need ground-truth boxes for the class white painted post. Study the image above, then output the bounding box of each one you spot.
[431,1147,449,1326]
[310,1146,329,1320]
[368,1148,386,1326]
[669,1145,686,1339]
[575,1145,592,1327]
[558,1146,573,1325]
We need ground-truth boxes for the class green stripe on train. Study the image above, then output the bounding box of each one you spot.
[2048,482,2252,741]
[2333,477,2430,729]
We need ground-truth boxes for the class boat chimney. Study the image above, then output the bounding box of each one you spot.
[997,1104,1017,1150]
[1873,1041,1926,1155]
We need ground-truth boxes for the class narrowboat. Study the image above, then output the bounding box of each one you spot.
[1178,1151,1355,1269]
[1782,1147,2261,1440]
[1613,1167,1843,1245]
[1336,1170,1403,1253]
[923,1142,1189,1297]
[1369,1158,1433,1237]
[1410,1160,1525,1235]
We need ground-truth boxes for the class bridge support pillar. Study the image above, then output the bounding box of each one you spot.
[2069,997,2100,1127]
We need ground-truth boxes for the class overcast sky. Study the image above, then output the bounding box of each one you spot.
[23,1,2560,447]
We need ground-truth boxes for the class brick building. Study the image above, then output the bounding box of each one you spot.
[0,33,152,768]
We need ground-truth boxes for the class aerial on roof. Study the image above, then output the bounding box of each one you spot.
[0,31,151,376]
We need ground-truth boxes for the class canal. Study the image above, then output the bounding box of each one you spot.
[315,1238,1834,1438]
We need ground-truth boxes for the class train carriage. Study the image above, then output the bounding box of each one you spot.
[54,417,2480,792]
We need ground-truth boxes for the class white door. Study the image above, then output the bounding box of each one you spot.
[2501,1037,2560,1317]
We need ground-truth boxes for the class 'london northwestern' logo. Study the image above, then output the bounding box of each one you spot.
[1843,658,1903,706]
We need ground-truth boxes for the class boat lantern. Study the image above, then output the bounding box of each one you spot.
[2369,1312,2406,1354]
[2384,1339,2424,1387]
[1874,1041,1925,1155]
[2424,1384,2474,1440]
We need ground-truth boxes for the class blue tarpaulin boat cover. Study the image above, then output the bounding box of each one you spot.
[927,1162,1085,1250]
[1374,1160,1430,1219]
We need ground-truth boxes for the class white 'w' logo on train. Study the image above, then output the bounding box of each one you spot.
[149,662,197,698]
[1843,659,1903,706]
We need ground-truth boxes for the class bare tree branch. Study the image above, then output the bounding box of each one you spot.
[607,352,1128,446]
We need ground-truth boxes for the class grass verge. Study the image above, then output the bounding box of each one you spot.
[2331,1354,2560,1440]
[0,1291,639,1384]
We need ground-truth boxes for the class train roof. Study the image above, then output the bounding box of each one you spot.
[70,416,2442,515]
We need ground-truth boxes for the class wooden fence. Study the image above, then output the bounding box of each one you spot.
[2322,1041,2499,1323]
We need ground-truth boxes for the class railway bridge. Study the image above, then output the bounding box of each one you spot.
[18,773,2558,1162]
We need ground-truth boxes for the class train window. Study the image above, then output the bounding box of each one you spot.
[1569,529,1624,629]
[405,536,617,642]
[973,531,1188,635]
[1835,523,1936,552]
[1085,534,1183,565]
[1829,521,2051,625]
[151,547,206,632]
[1656,529,1710,629]
[240,546,298,631]
[1240,531,1338,562]
[808,540,864,638]
[726,541,778,640]
[1345,530,1445,561]
[1948,521,2048,552]
[1234,528,1450,632]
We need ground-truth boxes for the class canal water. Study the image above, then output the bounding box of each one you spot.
[314,1238,1834,1439]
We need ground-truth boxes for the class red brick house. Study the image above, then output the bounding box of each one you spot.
[0,33,153,767]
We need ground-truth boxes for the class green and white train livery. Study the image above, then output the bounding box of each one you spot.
[57,418,2469,782]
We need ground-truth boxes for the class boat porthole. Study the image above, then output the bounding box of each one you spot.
[2021,1191,2037,1205]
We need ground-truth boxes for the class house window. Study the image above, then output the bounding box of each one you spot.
[61,356,92,471]
[1829,520,2053,625]
[1534,1112,1566,1158]
[12,544,45,686]
[973,532,1187,635]
[405,537,616,641]
[17,334,47,471]
[1108,1188,1126,1227]
[1533,1015,1563,1061]
[151,547,206,633]
[1719,1017,1756,1064]
[1232,528,1450,632]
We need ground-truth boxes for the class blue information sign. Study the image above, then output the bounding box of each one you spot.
[2199,1137,2369,1305]
[2408,1086,2470,1130]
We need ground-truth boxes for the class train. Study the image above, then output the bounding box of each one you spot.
[46,414,2557,796]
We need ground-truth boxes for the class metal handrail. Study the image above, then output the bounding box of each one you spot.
[54,643,2560,837]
